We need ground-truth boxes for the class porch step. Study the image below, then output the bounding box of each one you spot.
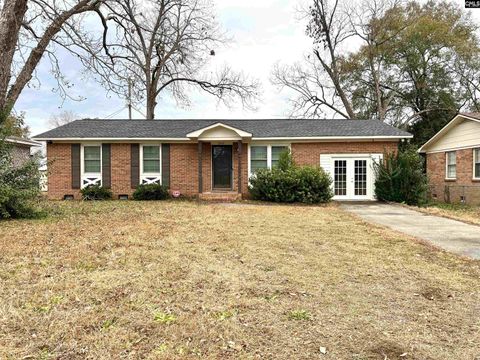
[198,192,242,202]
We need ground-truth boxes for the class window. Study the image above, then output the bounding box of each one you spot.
[84,146,101,173]
[250,146,268,172]
[474,148,480,179]
[250,145,291,174]
[334,160,347,196]
[271,146,288,168]
[446,151,456,179]
[142,146,161,173]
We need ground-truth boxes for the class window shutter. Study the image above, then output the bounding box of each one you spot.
[370,154,383,199]
[131,144,140,189]
[102,144,111,188]
[162,144,170,188]
[371,153,383,166]
[319,154,332,176]
[71,144,81,189]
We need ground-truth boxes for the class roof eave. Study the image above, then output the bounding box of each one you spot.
[5,137,42,147]
[418,114,480,153]
[33,135,412,142]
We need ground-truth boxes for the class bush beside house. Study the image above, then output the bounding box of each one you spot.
[374,147,428,206]
[0,140,43,219]
[249,151,333,204]
[80,185,113,200]
[132,184,170,200]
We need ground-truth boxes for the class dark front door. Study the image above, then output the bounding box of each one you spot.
[212,145,232,189]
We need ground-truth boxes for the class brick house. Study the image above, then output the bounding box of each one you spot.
[5,137,41,167]
[419,113,480,205]
[33,119,411,201]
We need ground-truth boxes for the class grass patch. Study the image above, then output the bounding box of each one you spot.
[287,309,311,321]
[215,310,236,321]
[0,201,479,358]
[153,311,177,325]
[413,202,480,225]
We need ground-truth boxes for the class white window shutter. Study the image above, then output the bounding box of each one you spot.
[370,154,383,199]
[371,153,383,167]
[320,155,332,175]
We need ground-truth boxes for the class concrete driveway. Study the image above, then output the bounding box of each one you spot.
[341,203,480,259]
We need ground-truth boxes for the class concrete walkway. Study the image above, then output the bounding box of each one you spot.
[341,203,480,259]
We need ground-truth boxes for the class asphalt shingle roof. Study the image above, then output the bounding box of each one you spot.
[33,118,411,139]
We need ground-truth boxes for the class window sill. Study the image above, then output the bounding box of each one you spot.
[444,178,457,182]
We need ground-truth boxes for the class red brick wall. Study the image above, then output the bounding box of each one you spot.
[111,144,132,196]
[426,149,480,204]
[201,143,211,193]
[170,143,198,196]
[47,143,80,200]
[47,141,399,199]
[11,144,31,168]
[292,141,398,166]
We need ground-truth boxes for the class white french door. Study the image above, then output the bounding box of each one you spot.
[332,158,371,200]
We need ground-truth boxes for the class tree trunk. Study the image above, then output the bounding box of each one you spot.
[314,50,355,119]
[146,90,156,119]
[370,58,385,121]
[6,0,98,109]
[0,0,28,120]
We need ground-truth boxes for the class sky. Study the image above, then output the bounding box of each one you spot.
[14,0,480,136]
[16,0,313,136]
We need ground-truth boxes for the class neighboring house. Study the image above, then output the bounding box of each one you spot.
[5,136,41,167]
[33,119,411,201]
[419,112,480,205]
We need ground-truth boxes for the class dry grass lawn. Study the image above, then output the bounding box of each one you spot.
[411,203,480,226]
[1,201,479,359]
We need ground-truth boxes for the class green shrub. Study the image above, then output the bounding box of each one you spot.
[373,147,428,206]
[0,140,43,219]
[249,151,333,204]
[132,184,169,200]
[295,166,333,204]
[80,184,112,200]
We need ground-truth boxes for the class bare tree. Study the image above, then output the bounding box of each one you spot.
[76,0,259,119]
[273,0,408,120]
[48,110,78,128]
[0,0,107,125]
[273,0,355,119]
[344,0,407,122]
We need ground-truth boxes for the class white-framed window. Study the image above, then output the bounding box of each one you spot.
[140,144,162,185]
[84,145,101,173]
[271,145,289,168]
[249,144,290,175]
[474,148,480,179]
[81,144,102,188]
[250,146,268,173]
[446,151,456,179]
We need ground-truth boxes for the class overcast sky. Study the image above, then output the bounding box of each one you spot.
[14,0,480,136]
[16,0,314,136]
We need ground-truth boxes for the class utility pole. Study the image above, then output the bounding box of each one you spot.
[128,78,132,120]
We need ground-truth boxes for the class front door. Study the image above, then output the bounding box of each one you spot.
[212,145,233,189]
[333,158,371,200]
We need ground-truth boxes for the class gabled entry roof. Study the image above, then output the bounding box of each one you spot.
[186,122,253,140]
[33,118,412,141]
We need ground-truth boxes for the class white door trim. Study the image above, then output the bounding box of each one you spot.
[321,153,382,201]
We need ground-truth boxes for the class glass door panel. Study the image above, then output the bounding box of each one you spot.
[334,160,347,196]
